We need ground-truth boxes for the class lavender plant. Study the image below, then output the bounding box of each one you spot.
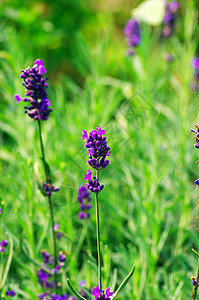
[124,19,141,56]
[190,127,199,299]
[68,126,135,300]
[162,1,179,37]
[15,59,61,296]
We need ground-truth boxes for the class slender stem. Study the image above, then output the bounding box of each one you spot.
[67,278,87,300]
[37,120,58,293]
[37,120,48,181]
[95,169,102,289]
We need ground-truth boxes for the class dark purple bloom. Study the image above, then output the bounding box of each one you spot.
[162,1,179,37]
[42,182,60,197]
[92,284,113,300]
[6,290,16,297]
[15,59,52,121]
[0,239,8,252]
[124,19,141,56]
[191,275,198,286]
[83,171,104,193]
[77,185,92,219]
[82,126,110,170]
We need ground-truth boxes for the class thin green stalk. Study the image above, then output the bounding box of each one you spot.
[95,169,102,288]
[0,238,13,291]
[37,120,58,293]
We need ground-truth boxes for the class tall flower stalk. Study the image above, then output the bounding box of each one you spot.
[15,59,59,294]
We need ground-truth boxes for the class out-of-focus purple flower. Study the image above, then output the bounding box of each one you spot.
[79,280,86,287]
[50,223,63,239]
[191,275,198,286]
[92,284,113,300]
[191,125,199,149]
[15,59,52,121]
[165,54,174,62]
[82,126,110,170]
[124,19,141,56]
[191,57,199,91]
[42,182,60,197]
[77,185,92,219]
[0,239,8,252]
[6,290,16,297]
[83,171,104,193]
[162,1,179,37]
[58,251,66,262]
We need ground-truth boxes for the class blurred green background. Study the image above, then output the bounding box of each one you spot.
[1,0,199,299]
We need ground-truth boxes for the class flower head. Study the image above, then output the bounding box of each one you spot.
[162,1,179,37]
[82,126,110,170]
[0,239,8,252]
[77,185,92,219]
[6,290,16,297]
[42,182,60,197]
[15,59,52,120]
[191,125,199,148]
[191,58,199,91]
[124,19,141,56]
[191,275,198,286]
[92,284,113,300]
[83,171,104,193]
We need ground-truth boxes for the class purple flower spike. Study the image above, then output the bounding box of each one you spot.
[82,126,110,170]
[83,170,104,193]
[92,284,113,300]
[162,1,179,37]
[0,239,8,252]
[15,59,52,120]
[77,185,91,219]
[6,290,16,297]
[124,19,141,56]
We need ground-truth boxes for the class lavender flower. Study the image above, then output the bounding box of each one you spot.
[14,59,52,120]
[37,249,66,292]
[50,224,62,239]
[191,58,199,91]
[39,293,70,300]
[77,185,92,219]
[6,290,16,297]
[191,125,199,149]
[82,126,110,170]
[191,275,198,286]
[83,170,104,193]
[124,19,141,55]
[92,284,113,300]
[42,182,60,197]
[162,1,179,37]
[0,239,8,252]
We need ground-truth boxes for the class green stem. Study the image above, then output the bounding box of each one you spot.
[112,264,135,299]
[37,120,58,293]
[37,120,49,181]
[95,169,102,289]
[67,278,87,300]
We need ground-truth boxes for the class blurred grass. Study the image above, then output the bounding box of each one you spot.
[1,0,199,299]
